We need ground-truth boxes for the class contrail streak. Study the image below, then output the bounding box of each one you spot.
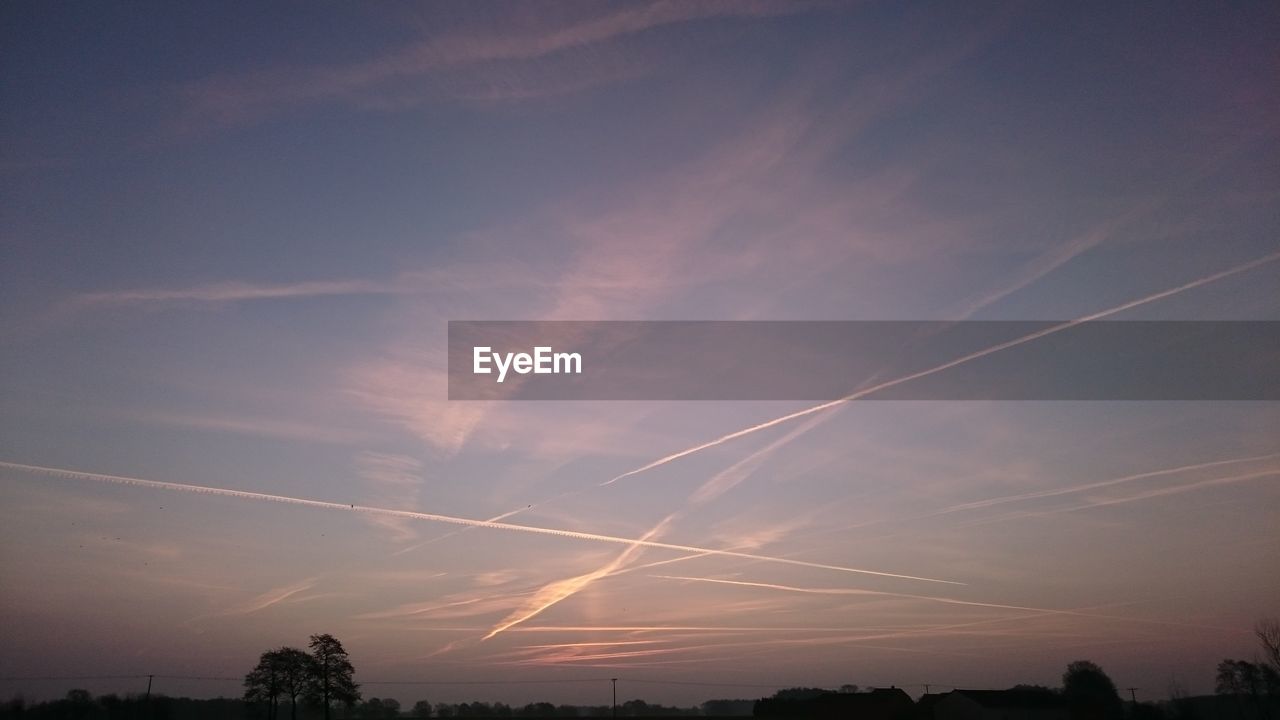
[0,461,961,585]
[972,468,1280,524]
[504,602,1158,667]
[838,453,1280,533]
[226,577,319,616]
[653,574,1083,615]
[479,407,843,641]
[602,250,1280,486]
[939,453,1280,514]
[653,575,1239,632]
[391,506,531,557]
[482,518,674,640]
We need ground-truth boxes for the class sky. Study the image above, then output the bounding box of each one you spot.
[2,0,1279,708]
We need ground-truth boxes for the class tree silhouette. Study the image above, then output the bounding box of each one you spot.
[1216,659,1277,720]
[360,697,402,719]
[1258,618,1280,673]
[1062,660,1123,720]
[271,647,313,720]
[308,633,361,720]
[245,649,285,720]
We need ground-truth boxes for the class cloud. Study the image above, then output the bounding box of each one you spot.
[355,452,427,543]
[356,592,530,622]
[130,409,375,445]
[174,1,814,132]
[217,577,319,616]
[74,278,411,307]
[953,199,1161,319]
[339,16,1017,456]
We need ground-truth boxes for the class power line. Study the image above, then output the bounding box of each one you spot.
[0,671,151,676]
[0,674,795,691]
[623,679,782,689]
[360,679,614,686]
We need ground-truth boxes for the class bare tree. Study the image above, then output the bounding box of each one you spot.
[246,650,285,720]
[1257,619,1280,672]
[308,633,361,720]
[259,647,313,720]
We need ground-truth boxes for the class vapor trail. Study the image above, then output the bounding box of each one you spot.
[653,575,1238,632]
[840,453,1280,533]
[225,577,319,616]
[975,468,1280,524]
[653,574,1081,615]
[940,453,1280,514]
[391,506,531,557]
[0,461,960,585]
[479,407,842,641]
[482,518,674,640]
[602,250,1280,486]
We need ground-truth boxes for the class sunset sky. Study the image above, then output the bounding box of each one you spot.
[2,1,1279,708]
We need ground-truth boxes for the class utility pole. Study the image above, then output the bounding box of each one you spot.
[1127,688,1139,703]
[145,675,153,701]
[924,684,931,694]
[612,678,618,720]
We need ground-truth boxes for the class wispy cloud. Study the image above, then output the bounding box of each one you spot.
[174,1,814,132]
[131,409,375,445]
[216,577,319,617]
[953,198,1161,319]
[355,452,426,543]
[74,278,410,306]
[357,592,530,622]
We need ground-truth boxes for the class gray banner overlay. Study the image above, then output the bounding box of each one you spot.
[448,321,1280,401]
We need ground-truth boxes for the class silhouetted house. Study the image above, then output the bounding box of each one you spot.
[755,687,915,720]
[933,690,1069,720]
[916,694,946,720]
[1169,693,1280,720]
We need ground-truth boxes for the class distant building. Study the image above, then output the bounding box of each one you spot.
[932,690,1069,720]
[755,687,915,720]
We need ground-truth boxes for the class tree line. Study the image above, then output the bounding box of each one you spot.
[3,618,1276,720]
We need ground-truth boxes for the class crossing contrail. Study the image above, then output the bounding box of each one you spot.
[0,460,961,586]
[478,407,844,642]
[391,506,530,557]
[652,575,1240,632]
[958,468,1280,527]
[942,453,1280,514]
[601,250,1280,487]
[835,452,1280,532]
